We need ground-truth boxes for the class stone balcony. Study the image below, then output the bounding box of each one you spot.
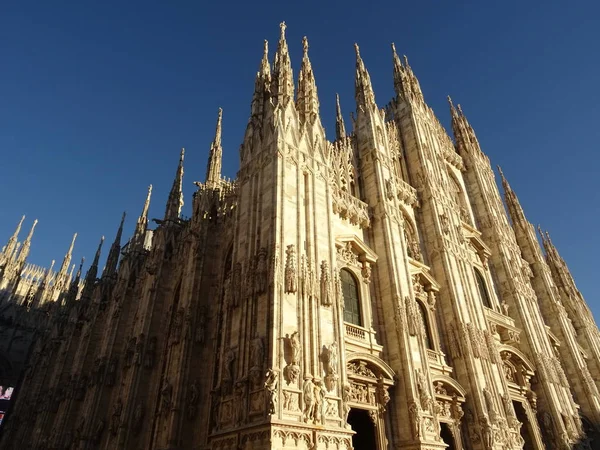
[344,322,383,356]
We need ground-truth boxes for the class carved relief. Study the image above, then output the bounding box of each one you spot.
[337,242,359,267]
[186,379,200,420]
[160,380,173,415]
[321,342,338,391]
[284,245,297,294]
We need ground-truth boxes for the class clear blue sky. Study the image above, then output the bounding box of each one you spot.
[1,2,598,318]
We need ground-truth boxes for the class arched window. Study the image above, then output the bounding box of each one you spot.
[341,269,362,326]
[417,301,433,349]
[474,268,492,309]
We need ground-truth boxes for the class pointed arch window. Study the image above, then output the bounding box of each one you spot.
[341,269,362,326]
[474,268,492,309]
[417,301,433,349]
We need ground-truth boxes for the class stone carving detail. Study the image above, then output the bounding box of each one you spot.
[416,369,432,412]
[320,260,331,306]
[405,296,419,337]
[144,336,156,369]
[249,337,264,388]
[110,398,123,435]
[479,415,494,449]
[347,360,376,378]
[186,379,200,420]
[322,342,338,391]
[160,380,173,415]
[408,401,421,439]
[222,348,236,395]
[482,388,499,424]
[284,245,297,294]
[484,330,498,364]
[282,390,299,412]
[172,308,184,344]
[131,403,144,434]
[342,384,352,427]
[232,262,242,307]
[337,242,359,267]
[195,306,207,344]
[255,247,268,294]
[264,368,278,415]
[124,337,136,369]
[106,357,118,387]
[233,380,248,425]
[302,376,316,423]
[440,213,450,234]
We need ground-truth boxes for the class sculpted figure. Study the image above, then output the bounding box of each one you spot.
[290,331,301,365]
[302,376,316,423]
[255,247,268,294]
[264,369,279,415]
[187,379,200,420]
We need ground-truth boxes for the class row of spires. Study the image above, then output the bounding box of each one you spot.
[2,23,573,312]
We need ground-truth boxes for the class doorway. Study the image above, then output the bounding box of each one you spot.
[440,422,457,450]
[348,408,377,450]
[513,400,535,450]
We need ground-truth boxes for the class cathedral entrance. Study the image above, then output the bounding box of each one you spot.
[513,400,535,450]
[348,408,377,450]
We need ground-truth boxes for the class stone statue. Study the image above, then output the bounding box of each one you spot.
[320,260,331,306]
[106,356,118,386]
[264,369,278,415]
[408,401,421,439]
[195,308,206,344]
[255,247,268,294]
[302,376,315,423]
[172,308,184,343]
[290,331,301,365]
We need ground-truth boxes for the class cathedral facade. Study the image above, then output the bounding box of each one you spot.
[1,23,599,450]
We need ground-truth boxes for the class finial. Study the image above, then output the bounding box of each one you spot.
[335,93,347,140]
[302,36,309,57]
[447,95,454,108]
[179,147,185,162]
[354,43,360,58]
[279,21,286,39]
[391,42,397,55]
[263,39,268,58]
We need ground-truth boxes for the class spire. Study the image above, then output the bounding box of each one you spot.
[250,40,271,118]
[448,96,467,149]
[354,44,376,111]
[32,260,55,308]
[66,257,84,307]
[391,43,409,99]
[81,236,104,300]
[271,22,294,106]
[335,94,347,140]
[131,185,152,253]
[206,108,223,186]
[164,149,184,221]
[296,36,320,125]
[2,215,25,263]
[56,233,77,282]
[498,166,526,226]
[102,212,126,279]
[16,219,37,264]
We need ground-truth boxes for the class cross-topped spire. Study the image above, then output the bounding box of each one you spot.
[206,108,223,186]
[297,36,320,126]
[164,149,184,221]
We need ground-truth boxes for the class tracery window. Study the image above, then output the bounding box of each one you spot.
[474,268,492,309]
[341,269,362,326]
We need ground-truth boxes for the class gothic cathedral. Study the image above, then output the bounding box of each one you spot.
[1,23,599,450]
